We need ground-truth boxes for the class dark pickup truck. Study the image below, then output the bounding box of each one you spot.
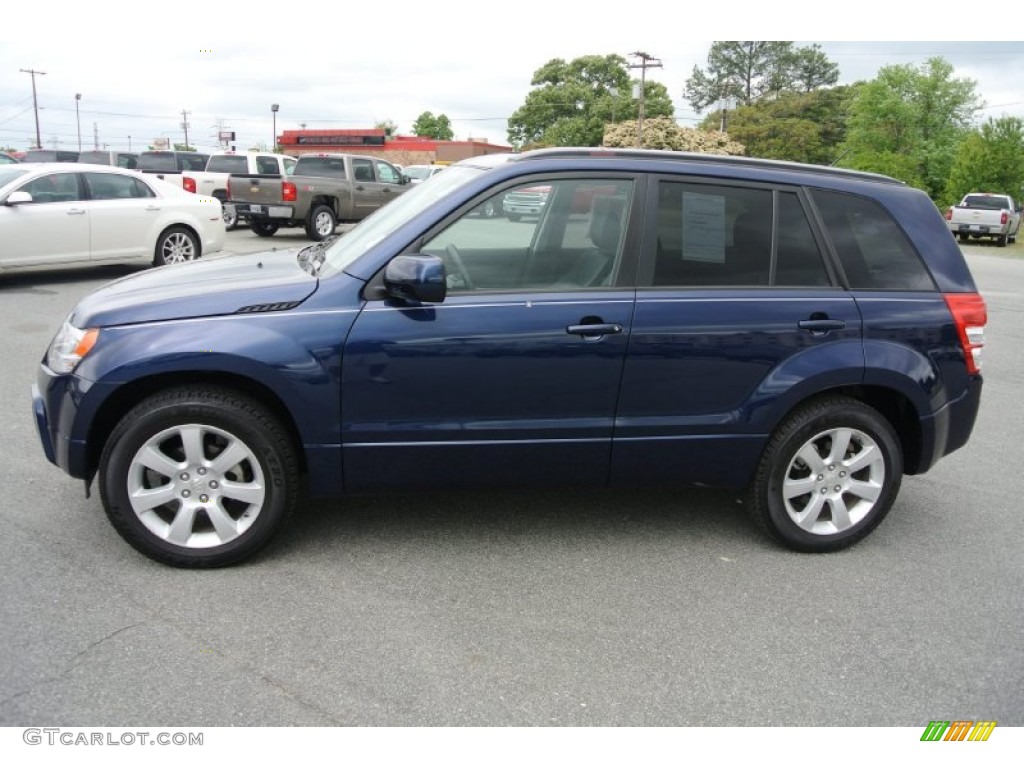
[227,153,409,240]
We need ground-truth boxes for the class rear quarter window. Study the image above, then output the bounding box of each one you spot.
[811,189,935,291]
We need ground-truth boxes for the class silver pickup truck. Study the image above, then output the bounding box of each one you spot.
[946,192,1022,247]
[227,153,409,241]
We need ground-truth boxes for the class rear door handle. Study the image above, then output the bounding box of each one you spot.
[66,209,86,215]
[567,323,623,337]
[798,319,846,333]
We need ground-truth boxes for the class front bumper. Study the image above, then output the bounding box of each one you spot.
[32,364,92,479]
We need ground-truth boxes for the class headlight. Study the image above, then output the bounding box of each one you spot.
[46,321,99,373]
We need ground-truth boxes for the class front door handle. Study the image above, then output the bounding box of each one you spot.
[66,208,86,215]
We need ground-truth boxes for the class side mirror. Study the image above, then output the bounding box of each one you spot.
[401,174,411,185]
[384,254,446,303]
[5,190,32,205]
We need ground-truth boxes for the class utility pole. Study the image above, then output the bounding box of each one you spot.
[181,109,191,149]
[19,68,46,149]
[93,122,99,151]
[75,93,82,150]
[627,52,661,149]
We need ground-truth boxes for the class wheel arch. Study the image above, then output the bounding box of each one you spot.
[84,371,306,485]
[766,384,925,477]
[154,222,202,261]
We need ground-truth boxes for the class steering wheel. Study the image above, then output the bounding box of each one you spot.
[445,244,474,290]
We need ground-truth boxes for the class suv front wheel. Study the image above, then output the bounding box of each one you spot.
[748,397,902,552]
[98,387,299,568]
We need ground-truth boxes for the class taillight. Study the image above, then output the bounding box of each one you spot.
[1000,211,1008,225]
[282,181,297,202]
[944,293,987,375]
[183,176,196,193]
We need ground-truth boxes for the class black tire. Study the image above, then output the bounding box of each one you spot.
[479,199,499,218]
[747,396,902,553]
[250,221,279,237]
[98,387,299,568]
[507,213,521,222]
[957,234,968,243]
[306,204,337,241]
[997,235,1007,247]
[154,226,200,267]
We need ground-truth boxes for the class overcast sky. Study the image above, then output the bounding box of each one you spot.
[1,5,1021,154]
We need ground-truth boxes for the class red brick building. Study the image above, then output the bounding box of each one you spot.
[277,129,511,166]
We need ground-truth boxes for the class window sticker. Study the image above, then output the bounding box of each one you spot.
[682,191,726,263]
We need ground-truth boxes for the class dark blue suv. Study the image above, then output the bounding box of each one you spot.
[32,149,987,567]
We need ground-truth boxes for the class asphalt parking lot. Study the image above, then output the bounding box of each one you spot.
[0,231,1021,726]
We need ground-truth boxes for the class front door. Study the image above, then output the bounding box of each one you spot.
[341,176,639,491]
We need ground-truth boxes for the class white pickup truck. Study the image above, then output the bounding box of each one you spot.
[946,192,1022,247]
[184,152,297,230]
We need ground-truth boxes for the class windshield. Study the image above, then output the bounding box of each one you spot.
[0,167,31,190]
[316,165,485,278]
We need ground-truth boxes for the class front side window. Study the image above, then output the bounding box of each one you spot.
[283,158,297,176]
[420,178,633,293]
[376,160,400,184]
[21,173,82,203]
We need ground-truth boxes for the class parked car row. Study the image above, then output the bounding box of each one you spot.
[17,149,142,168]
[0,163,224,273]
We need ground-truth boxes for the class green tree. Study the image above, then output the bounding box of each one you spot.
[684,41,838,112]
[375,120,398,139]
[839,57,982,199]
[703,85,856,165]
[507,54,674,149]
[173,143,196,151]
[944,117,1024,206]
[411,112,454,141]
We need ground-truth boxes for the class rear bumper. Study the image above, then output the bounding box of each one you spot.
[915,375,983,473]
[230,203,294,220]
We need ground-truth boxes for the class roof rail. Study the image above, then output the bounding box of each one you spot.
[512,147,905,186]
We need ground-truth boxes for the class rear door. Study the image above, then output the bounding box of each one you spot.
[611,177,863,488]
[84,171,159,261]
[341,175,641,491]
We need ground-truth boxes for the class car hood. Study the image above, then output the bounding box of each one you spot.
[70,250,319,328]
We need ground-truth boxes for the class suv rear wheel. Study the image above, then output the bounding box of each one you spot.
[748,397,902,552]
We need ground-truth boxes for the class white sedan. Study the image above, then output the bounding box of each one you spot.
[0,163,224,273]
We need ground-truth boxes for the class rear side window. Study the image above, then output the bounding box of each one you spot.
[138,153,177,171]
[207,156,248,173]
[652,182,829,287]
[84,172,154,200]
[255,156,280,174]
[294,157,346,177]
[179,154,209,171]
[812,190,935,290]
